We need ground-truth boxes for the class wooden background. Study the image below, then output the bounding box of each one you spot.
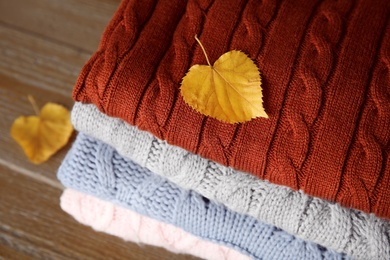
[0,0,198,259]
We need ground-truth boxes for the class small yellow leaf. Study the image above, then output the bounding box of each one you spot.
[181,36,268,124]
[10,98,73,164]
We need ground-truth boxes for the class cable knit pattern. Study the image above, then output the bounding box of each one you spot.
[61,189,250,260]
[72,102,390,260]
[265,0,353,188]
[58,134,348,260]
[335,20,390,216]
[72,0,390,218]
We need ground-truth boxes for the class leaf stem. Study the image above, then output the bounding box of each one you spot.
[194,35,211,67]
[28,95,40,115]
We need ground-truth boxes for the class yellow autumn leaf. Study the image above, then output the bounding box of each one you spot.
[10,96,73,164]
[181,35,267,124]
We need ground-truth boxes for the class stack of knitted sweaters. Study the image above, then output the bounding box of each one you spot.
[57,0,390,259]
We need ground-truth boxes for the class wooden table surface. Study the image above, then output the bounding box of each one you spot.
[0,1,199,259]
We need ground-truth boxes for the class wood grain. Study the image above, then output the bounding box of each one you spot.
[0,4,86,184]
[0,0,120,53]
[0,23,90,96]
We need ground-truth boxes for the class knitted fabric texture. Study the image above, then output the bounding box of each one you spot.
[58,134,348,260]
[72,102,390,260]
[61,189,250,260]
[72,0,390,218]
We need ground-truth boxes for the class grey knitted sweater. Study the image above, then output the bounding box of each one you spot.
[72,102,390,259]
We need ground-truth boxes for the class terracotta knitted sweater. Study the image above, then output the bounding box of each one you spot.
[73,0,390,218]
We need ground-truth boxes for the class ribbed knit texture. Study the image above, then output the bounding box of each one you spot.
[73,0,390,218]
[72,102,390,260]
[61,189,250,260]
[58,133,348,260]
